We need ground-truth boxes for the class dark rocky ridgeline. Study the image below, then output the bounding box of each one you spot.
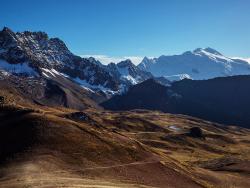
[0,27,122,91]
[101,79,171,111]
[101,75,250,128]
[0,27,121,109]
[0,27,154,92]
[116,60,153,82]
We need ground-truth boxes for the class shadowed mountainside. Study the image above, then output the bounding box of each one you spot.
[101,76,250,128]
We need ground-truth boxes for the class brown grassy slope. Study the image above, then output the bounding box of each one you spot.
[89,110,250,188]
[0,105,202,187]
[0,74,105,110]
[0,89,249,187]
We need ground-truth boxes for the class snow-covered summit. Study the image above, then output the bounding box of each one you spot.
[192,47,233,63]
[193,47,222,56]
[138,47,250,80]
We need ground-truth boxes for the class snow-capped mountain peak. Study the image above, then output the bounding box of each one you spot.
[193,47,222,56]
[138,47,250,81]
[138,56,156,71]
[141,56,153,64]
[117,59,135,68]
[192,47,233,63]
[106,59,153,86]
[2,27,250,94]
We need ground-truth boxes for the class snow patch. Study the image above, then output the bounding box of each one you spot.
[121,75,138,84]
[117,66,140,84]
[51,68,61,76]
[0,59,37,75]
[42,72,50,78]
[41,68,62,78]
[164,74,191,81]
[72,77,117,94]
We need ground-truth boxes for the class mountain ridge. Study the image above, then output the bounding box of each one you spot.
[0,27,152,94]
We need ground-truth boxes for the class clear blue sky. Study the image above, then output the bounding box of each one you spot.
[1,0,250,61]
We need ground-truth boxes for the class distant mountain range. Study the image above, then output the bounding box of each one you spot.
[2,27,250,128]
[0,27,152,95]
[138,47,250,81]
[101,76,250,128]
[1,27,250,94]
